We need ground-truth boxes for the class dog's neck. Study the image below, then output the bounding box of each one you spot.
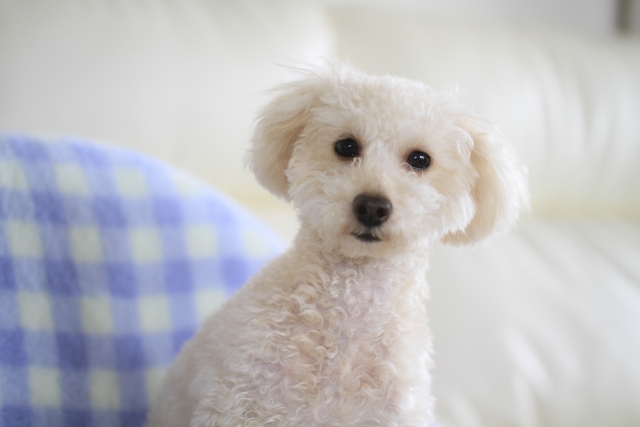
[293,227,431,269]
[288,228,431,305]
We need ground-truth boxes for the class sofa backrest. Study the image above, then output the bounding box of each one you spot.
[328,7,640,217]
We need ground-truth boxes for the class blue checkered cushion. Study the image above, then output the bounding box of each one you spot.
[0,134,285,427]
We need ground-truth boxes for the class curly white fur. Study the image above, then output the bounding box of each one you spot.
[146,62,528,427]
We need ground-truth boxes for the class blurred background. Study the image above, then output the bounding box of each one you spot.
[1,0,639,241]
[1,1,640,426]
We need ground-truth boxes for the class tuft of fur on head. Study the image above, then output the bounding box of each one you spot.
[248,62,528,257]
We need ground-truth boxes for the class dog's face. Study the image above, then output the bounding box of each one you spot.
[284,82,478,259]
[250,64,528,259]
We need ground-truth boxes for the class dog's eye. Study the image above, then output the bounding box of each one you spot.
[407,151,431,170]
[334,138,359,158]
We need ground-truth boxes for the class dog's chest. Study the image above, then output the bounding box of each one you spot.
[261,264,430,423]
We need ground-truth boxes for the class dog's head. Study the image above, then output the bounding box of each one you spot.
[249,63,528,259]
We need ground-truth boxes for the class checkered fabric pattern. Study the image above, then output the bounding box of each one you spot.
[0,134,285,427]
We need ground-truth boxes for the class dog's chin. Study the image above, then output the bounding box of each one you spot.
[339,225,431,259]
[336,229,396,259]
[351,232,382,243]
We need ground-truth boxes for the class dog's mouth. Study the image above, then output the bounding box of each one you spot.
[351,232,382,243]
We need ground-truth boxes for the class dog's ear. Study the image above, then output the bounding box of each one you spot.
[442,117,529,245]
[247,78,319,201]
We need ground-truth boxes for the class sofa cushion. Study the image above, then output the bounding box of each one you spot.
[428,219,640,427]
[0,134,284,426]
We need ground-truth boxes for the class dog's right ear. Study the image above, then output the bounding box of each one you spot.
[248,79,319,201]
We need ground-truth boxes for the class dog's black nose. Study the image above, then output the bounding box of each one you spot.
[353,195,392,227]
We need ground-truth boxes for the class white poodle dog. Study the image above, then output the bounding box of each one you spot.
[146,63,528,427]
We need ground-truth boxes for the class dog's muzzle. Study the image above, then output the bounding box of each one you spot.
[352,194,392,231]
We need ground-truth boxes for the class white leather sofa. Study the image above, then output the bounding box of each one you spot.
[2,2,639,426]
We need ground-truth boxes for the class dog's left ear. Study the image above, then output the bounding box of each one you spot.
[247,78,319,201]
[442,117,529,245]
